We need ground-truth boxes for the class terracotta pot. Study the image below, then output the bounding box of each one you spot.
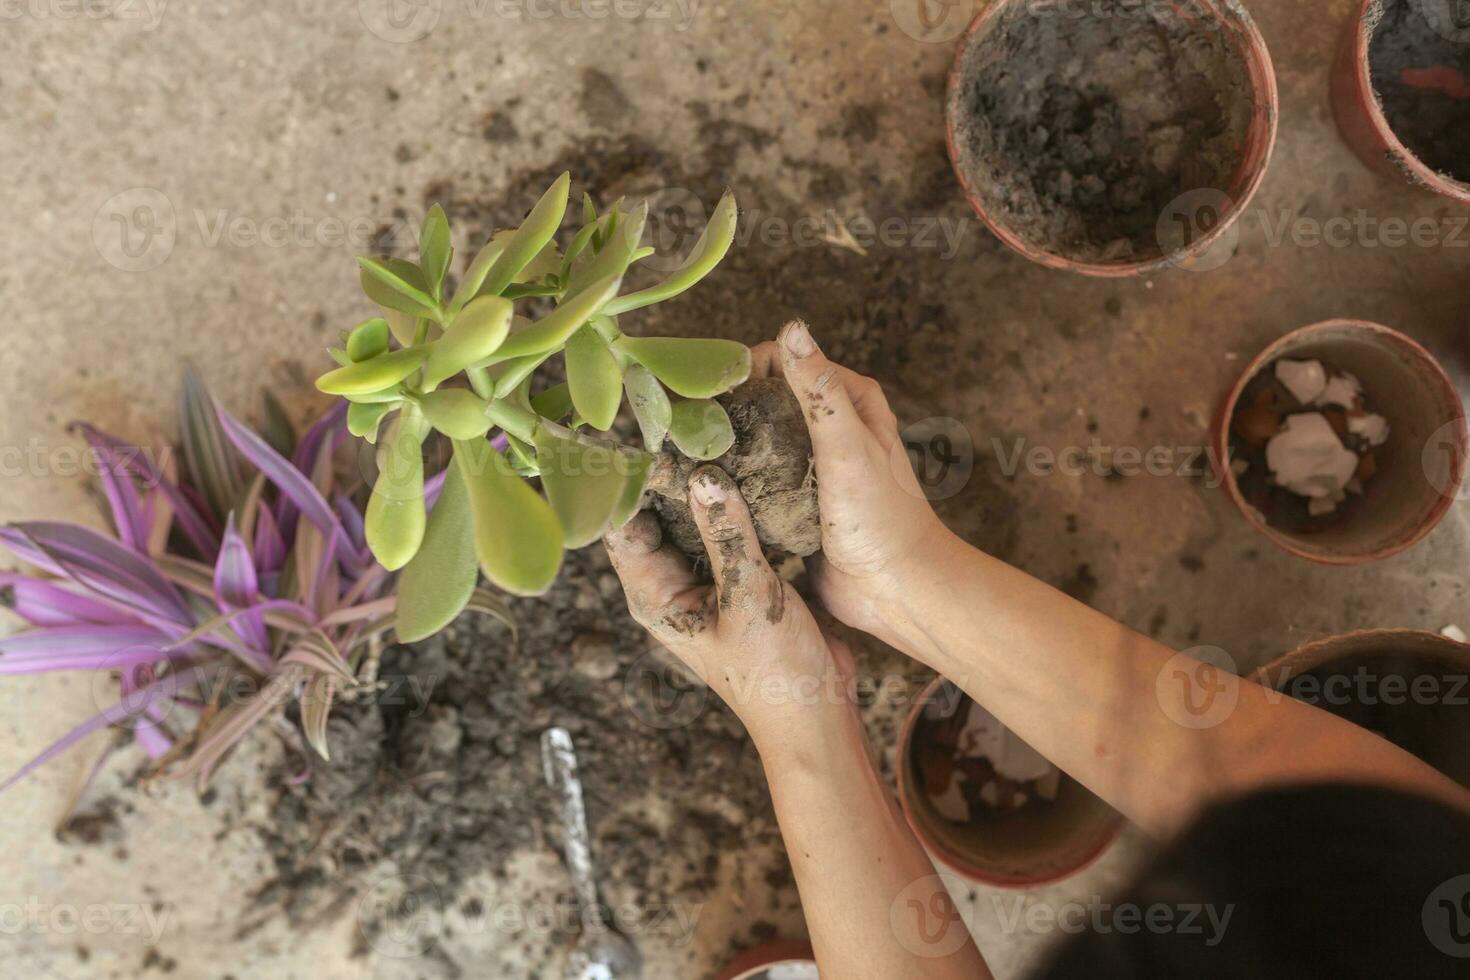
[1253,629,1470,786]
[715,940,817,980]
[945,0,1278,276]
[1212,319,1467,564]
[895,677,1122,887]
[1330,0,1470,205]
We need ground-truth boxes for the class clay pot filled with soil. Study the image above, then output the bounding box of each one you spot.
[1213,320,1466,565]
[716,941,817,980]
[896,678,1121,886]
[1254,629,1470,788]
[1331,0,1470,205]
[946,0,1277,276]
[646,377,822,562]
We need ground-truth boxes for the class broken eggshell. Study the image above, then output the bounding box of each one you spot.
[1265,412,1360,499]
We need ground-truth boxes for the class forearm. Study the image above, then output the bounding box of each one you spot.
[753,703,990,980]
[876,528,1470,835]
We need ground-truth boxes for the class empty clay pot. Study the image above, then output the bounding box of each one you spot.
[1213,319,1467,564]
[945,0,1278,276]
[1253,629,1470,787]
[895,677,1121,887]
[1331,0,1470,205]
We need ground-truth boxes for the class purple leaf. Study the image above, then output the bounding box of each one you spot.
[134,716,172,759]
[73,426,147,551]
[214,515,267,651]
[0,666,206,792]
[73,424,220,558]
[0,624,165,658]
[172,666,301,788]
[0,523,191,625]
[424,468,449,510]
[0,574,135,627]
[251,504,286,578]
[276,402,348,539]
[279,630,355,684]
[179,367,249,524]
[216,405,339,536]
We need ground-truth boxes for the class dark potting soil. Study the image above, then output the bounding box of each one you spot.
[1368,0,1470,183]
[950,0,1254,263]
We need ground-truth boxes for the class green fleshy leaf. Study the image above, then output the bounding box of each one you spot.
[424,295,513,388]
[623,364,671,452]
[365,407,430,571]
[609,448,654,530]
[420,204,452,298]
[454,436,563,596]
[486,274,622,365]
[344,386,408,405]
[383,309,423,347]
[484,228,562,285]
[565,202,647,300]
[179,367,247,521]
[348,401,396,443]
[504,433,538,475]
[564,326,623,432]
[612,336,751,398]
[316,347,428,396]
[582,191,597,227]
[328,347,353,367]
[668,399,734,460]
[418,388,492,440]
[465,588,518,642]
[530,382,573,422]
[395,460,478,643]
[359,257,438,316]
[534,425,636,549]
[604,190,737,316]
[347,317,391,362]
[477,172,570,299]
[448,239,506,315]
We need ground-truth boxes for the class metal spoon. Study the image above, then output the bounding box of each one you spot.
[541,727,643,980]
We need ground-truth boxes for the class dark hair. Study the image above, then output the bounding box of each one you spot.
[1037,783,1470,979]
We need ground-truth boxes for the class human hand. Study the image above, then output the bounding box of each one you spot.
[605,464,855,748]
[750,320,953,642]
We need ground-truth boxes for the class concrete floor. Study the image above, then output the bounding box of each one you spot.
[2,0,1470,977]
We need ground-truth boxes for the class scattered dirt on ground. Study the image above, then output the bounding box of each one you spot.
[650,378,822,563]
[1368,0,1470,183]
[949,0,1254,263]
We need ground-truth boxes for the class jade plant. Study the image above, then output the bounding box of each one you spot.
[318,174,750,641]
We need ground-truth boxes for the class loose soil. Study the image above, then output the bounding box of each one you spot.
[649,377,822,564]
[1368,0,1470,183]
[949,0,1255,263]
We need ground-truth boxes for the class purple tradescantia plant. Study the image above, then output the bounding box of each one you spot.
[0,370,505,794]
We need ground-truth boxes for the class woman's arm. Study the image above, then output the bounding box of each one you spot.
[760,320,1470,837]
[606,467,988,979]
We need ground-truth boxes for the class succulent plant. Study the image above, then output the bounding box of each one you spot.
[317,174,749,641]
[0,373,512,793]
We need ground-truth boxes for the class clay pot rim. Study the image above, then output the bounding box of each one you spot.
[715,940,816,980]
[894,676,1123,887]
[1251,627,1470,685]
[1343,0,1470,206]
[1212,318,1467,566]
[943,0,1280,277]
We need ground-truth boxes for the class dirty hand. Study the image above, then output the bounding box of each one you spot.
[750,320,953,641]
[605,465,855,747]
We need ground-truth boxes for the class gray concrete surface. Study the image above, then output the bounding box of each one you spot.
[2,0,1469,977]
